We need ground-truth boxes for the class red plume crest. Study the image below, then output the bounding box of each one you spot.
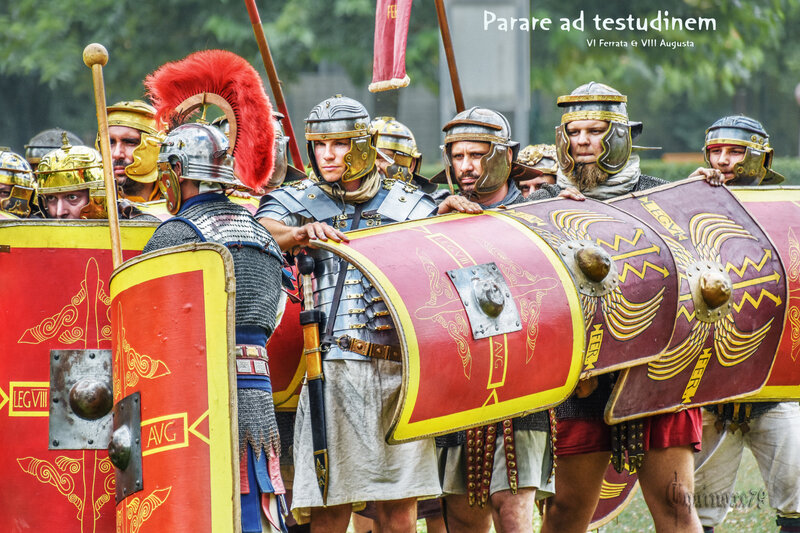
[145,49,275,191]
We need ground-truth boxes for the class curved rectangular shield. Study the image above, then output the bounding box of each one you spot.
[109,243,238,533]
[501,197,679,377]
[0,219,155,533]
[734,186,800,400]
[607,179,786,422]
[266,265,305,411]
[314,211,585,443]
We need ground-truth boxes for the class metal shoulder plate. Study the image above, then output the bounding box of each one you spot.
[376,180,438,222]
[276,179,343,222]
[258,179,341,223]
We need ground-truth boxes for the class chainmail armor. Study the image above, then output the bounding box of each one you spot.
[144,194,282,336]
[238,388,280,459]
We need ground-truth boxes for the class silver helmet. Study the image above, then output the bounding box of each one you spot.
[0,148,37,217]
[157,123,236,213]
[269,112,305,189]
[555,82,639,175]
[304,95,376,183]
[440,107,519,195]
[704,116,784,186]
[24,128,84,169]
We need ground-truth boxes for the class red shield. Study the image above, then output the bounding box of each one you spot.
[109,243,239,532]
[589,462,639,530]
[267,265,305,411]
[315,212,585,442]
[734,186,800,400]
[608,179,785,421]
[0,220,155,532]
[502,198,678,376]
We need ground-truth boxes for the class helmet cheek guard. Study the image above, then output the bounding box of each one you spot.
[125,132,163,184]
[0,186,36,217]
[730,147,770,186]
[555,124,574,175]
[597,122,632,174]
[342,135,377,182]
[157,160,183,214]
[475,144,512,195]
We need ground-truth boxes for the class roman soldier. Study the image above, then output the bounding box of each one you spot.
[539,82,704,533]
[106,100,163,202]
[434,107,554,533]
[257,95,441,531]
[143,49,287,532]
[690,116,800,533]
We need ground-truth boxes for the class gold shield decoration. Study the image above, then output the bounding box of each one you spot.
[314,211,585,443]
[0,219,156,532]
[608,179,786,422]
[501,197,679,377]
[109,243,238,533]
[734,186,800,400]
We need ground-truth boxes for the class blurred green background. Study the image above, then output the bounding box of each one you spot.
[3,0,800,183]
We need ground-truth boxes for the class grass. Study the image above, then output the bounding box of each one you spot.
[347,448,774,532]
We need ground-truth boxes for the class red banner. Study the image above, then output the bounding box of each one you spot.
[369,0,413,92]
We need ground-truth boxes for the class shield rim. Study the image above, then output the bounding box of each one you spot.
[110,242,240,532]
[314,211,586,443]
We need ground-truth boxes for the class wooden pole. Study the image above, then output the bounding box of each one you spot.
[244,0,305,169]
[83,43,123,269]
[434,0,465,113]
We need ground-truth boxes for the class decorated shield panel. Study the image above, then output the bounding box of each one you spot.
[314,211,585,443]
[0,220,155,532]
[734,186,800,400]
[589,462,639,530]
[500,198,679,377]
[109,243,238,533]
[608,179,785,421]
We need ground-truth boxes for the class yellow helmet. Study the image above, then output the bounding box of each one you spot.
[0,148,37,217]
[36,133,107,218]
[105,100,162,184]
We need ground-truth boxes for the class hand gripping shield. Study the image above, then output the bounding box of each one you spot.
[109,242,240,532]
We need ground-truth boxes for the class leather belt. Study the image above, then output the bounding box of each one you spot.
[334,335,401,362]
[235,345,270,377]
[235,345,269,360]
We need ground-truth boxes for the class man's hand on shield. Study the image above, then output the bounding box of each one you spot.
[437,194,484,214]
[294,221,349,247]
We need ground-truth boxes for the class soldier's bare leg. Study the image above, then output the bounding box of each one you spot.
[444,494,493,533]
[310,504,351,533]
[489,487,536,532]
[540,451,609,533]
[638,445,702,533]
[374,498,416,533]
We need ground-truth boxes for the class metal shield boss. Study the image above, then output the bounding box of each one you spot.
[0,219,155,532]
[608,179,786,422]
[109,243,239,532]
[314,211,586,443]
[501,198,679,378]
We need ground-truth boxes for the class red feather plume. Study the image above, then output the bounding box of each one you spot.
[145,49,275,191]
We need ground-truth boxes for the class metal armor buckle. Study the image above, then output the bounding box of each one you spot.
[334,335,401,362]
